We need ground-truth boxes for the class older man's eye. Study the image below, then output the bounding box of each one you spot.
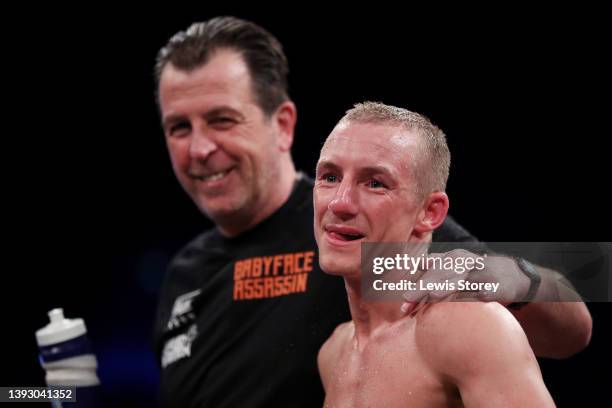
[210,117,237,129]
[168,122,190,137]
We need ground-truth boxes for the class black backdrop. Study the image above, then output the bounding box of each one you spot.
[4,8,610,407]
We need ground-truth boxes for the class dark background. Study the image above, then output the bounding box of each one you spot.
[4,8,610,407]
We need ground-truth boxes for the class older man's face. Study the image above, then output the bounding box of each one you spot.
[314,121,424,277]
[158,49,285,227]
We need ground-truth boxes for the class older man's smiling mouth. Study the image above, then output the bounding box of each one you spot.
[191,168,235,183]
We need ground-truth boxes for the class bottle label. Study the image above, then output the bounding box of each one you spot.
[39,334,93,364]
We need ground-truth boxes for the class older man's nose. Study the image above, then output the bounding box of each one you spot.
[189,128,218,161]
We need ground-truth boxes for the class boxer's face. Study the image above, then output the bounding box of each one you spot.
[159,49,285,226]
[314,121,423,277]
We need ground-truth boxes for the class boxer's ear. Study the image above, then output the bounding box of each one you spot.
[413,192,449,235]
[273,100,297,152]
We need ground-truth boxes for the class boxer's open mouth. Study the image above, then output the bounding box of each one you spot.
[325,225,365,242]
[334,232,364,241]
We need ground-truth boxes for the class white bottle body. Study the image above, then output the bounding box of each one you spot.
[36,308,102,407]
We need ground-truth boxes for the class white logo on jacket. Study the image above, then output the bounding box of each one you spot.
[166,289,201,330]
[161,289,201,368]
[161,324,198,368]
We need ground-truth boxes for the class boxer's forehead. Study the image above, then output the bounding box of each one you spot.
[318,121,421,176]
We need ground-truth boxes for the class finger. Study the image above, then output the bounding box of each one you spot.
[402,266,461,303]
[400,301,416,315]
[402,288,425,304]
[414,274,463,301]
[420,252,443,272]
[410,294,431,317]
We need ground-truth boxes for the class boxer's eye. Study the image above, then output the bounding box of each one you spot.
[324,174,338,183]
[368,179,386,189]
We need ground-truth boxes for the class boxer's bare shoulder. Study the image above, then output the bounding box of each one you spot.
[318,321,354,391]
[415,302,529,374]
[414,301,555,407]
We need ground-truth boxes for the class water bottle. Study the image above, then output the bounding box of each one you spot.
[36,308,102,407]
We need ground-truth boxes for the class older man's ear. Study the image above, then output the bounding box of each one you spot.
[273,100,297,152]
[412,192,449,238]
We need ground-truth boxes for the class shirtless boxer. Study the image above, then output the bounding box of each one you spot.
[314,102,555,407]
